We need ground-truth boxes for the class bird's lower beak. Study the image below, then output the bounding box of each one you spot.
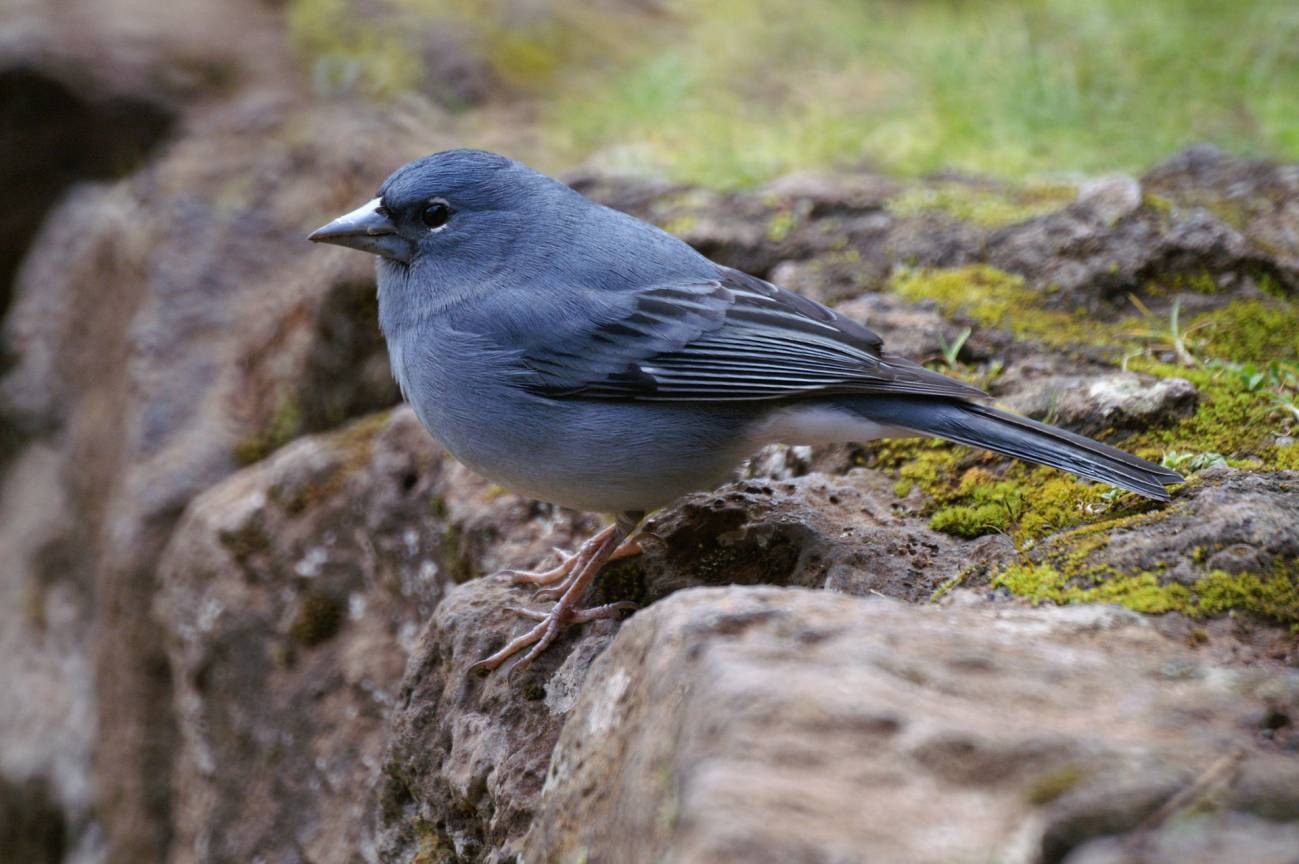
[308,197,413,263]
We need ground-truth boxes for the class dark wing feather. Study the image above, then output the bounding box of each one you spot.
[521,268,985,402]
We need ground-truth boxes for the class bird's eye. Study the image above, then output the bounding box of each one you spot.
[421,201,451,230]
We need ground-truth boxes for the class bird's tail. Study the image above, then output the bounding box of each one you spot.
[855,397,1184,501]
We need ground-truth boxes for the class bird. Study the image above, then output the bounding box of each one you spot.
[309,149,1183,673]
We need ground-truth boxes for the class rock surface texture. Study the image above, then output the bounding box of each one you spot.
[0,21,1296,859]
[528,588,1299,864]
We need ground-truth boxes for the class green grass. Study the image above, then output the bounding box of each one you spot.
[541,0,1299,186]
[288,0,1299,187]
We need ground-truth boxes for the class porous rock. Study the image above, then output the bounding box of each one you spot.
[998,370,1199,437]
[0,98,434,862]
[1033,468,1299,585]
[160,407,607,864]
[526,587,1299,864]
[377,467,1014,862]
[158,410,443,864]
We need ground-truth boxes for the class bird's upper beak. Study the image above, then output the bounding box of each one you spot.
[308,197,413,263]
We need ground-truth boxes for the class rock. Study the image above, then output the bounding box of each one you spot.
[0,60,173,332]
[1145,145,1299,277]
[1011,469,1299,643]
[0,445,98,864]
[0,0,290,99]
[998,371,1198,437]
[800,288,956,358]
[158,411,449,864]
[622,471,1014,606]
[759,171,902,216]
[1028,469,1299,586]
[986,204,1281,312]
[0,98,437,862]
[580,152,1299,318]
[160,407,607,864]
[376,577,615,864]
[526,587,1299,864]
[377,469,1013,862]
[1062,812,1299,864]
[1074,175,1143,226]
[3,37,1297,860]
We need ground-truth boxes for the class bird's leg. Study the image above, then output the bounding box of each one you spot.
[533,534,642,601]
[469,512,644,675]
[500,523,617,586]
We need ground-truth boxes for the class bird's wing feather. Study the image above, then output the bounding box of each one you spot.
[518,268,986,402]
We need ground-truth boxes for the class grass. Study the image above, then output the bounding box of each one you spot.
[286,0,1299,188]
[540,0,1299,186]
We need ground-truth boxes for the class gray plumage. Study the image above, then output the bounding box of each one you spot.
[311,148,1181,514]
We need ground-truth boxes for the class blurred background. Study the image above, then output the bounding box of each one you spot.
[3,2,1299,864]
[279,0,1299,184]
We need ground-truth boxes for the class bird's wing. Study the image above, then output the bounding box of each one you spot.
[518,268,986,402]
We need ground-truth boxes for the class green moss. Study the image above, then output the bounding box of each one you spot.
[290,591,346,647]
[1196,569,1299,620]
[930,502,1012,538]
[1124,297,1299,468]
[872,270,1297,625]
[889,265,1119,351]
[234,397,303,466]
[888,268,1299,472]
[992,561,1298,624]
[408,819,446,864]
[1273,444,1299,471]
[987,497,1299,624]
[1026,763,1088,806]
[886,182,1075,228]
[286,0,423,97]
[876,434,1144,543]
[994,564,1195,614]
[1193,298,1299,365]
[766,208,800,242]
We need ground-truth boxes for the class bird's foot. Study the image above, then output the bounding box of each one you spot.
[468,598,639,675]
[469,523,635,675]
[533,536,642,601]
[499,548,580,586]
[503,601,639,623]
[498,521,632,587]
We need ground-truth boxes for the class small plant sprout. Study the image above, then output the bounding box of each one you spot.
[1124,297,1210,367]
[938,327,973,369]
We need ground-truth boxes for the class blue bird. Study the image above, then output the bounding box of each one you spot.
[310,149,1182,672]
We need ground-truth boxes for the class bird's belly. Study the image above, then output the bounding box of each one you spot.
[415,388,758,514]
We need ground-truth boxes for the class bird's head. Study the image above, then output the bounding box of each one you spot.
[309,148,578,277]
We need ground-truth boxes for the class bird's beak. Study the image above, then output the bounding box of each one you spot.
[308,197,413,263]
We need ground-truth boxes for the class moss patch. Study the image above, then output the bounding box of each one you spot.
[234,397,304,466]
[889,265,1122,351]
[974,471,1299,626]
[286,0,423,97]
[886,182,1076,228]
[1123,297,1299,468]
[993,561,1298,626]
[872,269,1298,625]
[875,434,1158,544]
[889,268,1299,475]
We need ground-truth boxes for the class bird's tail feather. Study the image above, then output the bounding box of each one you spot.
[854,397,1184,501]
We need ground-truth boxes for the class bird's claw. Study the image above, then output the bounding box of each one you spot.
[499,546,579,586]
[469,600,639,675]
[468,522,644,675]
